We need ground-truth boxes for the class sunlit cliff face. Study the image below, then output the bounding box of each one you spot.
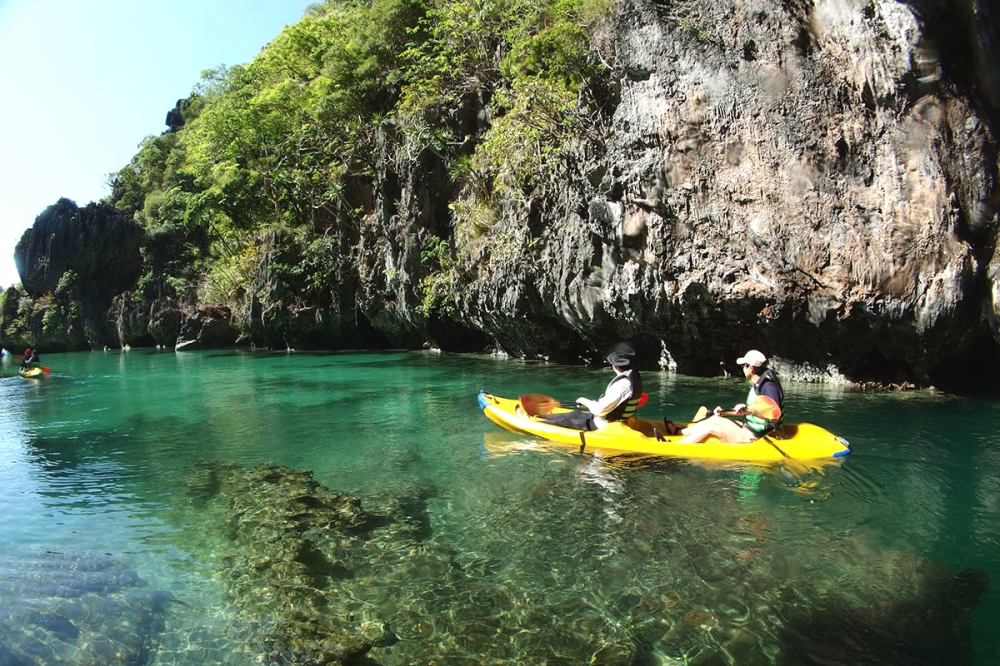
[452,0,998,388]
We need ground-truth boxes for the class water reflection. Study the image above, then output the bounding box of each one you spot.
[0,377,48,547]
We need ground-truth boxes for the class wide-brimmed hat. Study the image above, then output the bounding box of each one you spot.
[607,342,637,367]
[736,349,767,368]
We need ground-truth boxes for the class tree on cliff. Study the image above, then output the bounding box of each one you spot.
[93,0,611,351]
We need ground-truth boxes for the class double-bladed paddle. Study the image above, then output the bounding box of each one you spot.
[519,392,649,417]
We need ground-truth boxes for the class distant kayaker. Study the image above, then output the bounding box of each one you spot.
[22,348,39,367]
[678,350,784,443]
[539,342,644,431]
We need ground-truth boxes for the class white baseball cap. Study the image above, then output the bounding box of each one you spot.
[736,350,767,368]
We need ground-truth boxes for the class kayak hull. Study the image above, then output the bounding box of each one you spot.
[18,366,46,379]
[477,391,851,462]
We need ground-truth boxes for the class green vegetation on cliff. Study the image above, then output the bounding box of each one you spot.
[97,0,612,346]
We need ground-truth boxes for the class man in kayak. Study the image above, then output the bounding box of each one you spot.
[678,349,784,443]
[539,342,644,431]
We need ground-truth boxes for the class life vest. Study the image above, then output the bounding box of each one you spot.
[745,368,783,435]
[605,369,643,422]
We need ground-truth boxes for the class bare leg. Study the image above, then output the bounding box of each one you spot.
[678,415,755,443]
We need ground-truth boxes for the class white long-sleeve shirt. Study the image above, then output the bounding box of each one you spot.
[575,368,635,429]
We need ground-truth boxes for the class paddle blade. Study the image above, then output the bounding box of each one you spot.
[637,393,648,408]
[747,395,782,421]
[40,366,51,375]
[519,394,560,417]
[692,406,709,422]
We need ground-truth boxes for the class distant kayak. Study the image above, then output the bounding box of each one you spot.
[18,366,47,379]
[477,391,851,463]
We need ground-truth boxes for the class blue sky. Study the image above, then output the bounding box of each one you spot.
[0,0,309,288]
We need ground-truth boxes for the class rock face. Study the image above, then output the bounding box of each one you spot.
[3,199,146,351]
[174,306,239,351]
[15,198,143,304]
[370,0,1000,390]
[565,0,1000,388]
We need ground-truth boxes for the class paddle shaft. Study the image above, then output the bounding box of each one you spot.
[541,393,648,407]
[692,395,781,424]
[762,435,789,458]
[691,406,745,422]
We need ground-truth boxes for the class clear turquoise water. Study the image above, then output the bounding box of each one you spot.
[1,349,998,664]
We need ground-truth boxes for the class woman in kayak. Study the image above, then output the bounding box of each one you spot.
[539,342,643,431]
[678,349,784,443]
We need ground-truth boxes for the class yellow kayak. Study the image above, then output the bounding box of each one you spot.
[477,391,851,463]
[18,365,47,379]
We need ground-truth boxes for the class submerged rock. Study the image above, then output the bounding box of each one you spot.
[182,461,412,663]
[0,548,170,666]
[776,557,990,665]
[175,459,989,665]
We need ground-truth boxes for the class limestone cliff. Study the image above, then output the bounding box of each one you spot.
[15,198,142,305]
[4,199,143,350]
[3,0,999,392]
[366,0,1000,389]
